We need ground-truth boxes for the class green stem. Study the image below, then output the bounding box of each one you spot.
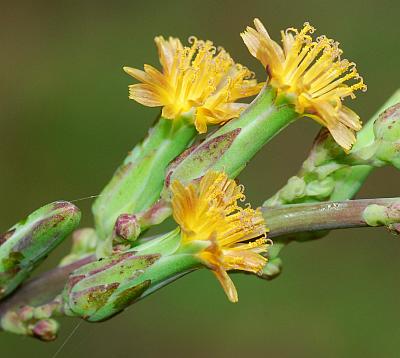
[329,165,373,201]
[92,116,196,240]
[165,86,298,187]
[212,87,298,176]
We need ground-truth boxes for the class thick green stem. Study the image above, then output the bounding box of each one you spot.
[209,87,298,177]
[164,86,298,189]
[0,229,194,323]
[93,116,196,241]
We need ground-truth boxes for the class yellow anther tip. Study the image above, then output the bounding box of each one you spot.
[241,18,367,151]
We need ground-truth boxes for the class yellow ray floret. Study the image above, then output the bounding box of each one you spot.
[241,19,367,151]
[124,36,263,133]
[171,171,269,302]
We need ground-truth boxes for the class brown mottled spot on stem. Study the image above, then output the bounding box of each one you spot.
[382,103,400,120]
[112,280,151,312]
[0,229,15,246]
[80,283,120,314]
[87,252,137,276]
[65,274,86,292]
[2,251,24,272]
[165,128,241,187]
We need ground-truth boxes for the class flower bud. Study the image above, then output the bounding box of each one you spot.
[113,214,141,244]
[62,251,161,322]
[373,103,400,169]
[31,318,59,341]
[63,229,198,321]
[0,304,59,341]
[261,257,282,280]
[362,202,400,228]
[374,104,400,141]
[0,201,81,299]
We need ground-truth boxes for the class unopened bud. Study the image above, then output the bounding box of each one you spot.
[261,257,282,280]
[63,229,197,322]
[372,103,400,169]
[0,201,81,299]
[62,251,160,322]
[1,303,60,341]
[363,202,400,231]
[32,319,59,341]
[114,214,141,244]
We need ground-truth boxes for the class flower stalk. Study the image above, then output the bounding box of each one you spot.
[163,86,298,191]
[93,34,264,252]
[92,116,196,252]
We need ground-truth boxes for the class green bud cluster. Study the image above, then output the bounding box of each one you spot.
[260,93,400,278]
[265,94,400,208]
[1,299,61,341]
[371,104,400,169]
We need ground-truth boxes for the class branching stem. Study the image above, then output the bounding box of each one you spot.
[2,197,400,325]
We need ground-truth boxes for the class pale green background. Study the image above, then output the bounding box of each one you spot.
[1,0,400,357]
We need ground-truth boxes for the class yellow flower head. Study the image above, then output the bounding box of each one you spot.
[171,171,269,302]
[124,36,263,133]
[241,19,367,151]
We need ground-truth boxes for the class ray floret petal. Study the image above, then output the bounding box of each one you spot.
[171,171,269,302]
[241,18,367,151]
[124,36,263,133]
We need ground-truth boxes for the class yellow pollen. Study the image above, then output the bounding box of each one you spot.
[241,18,367,151]
[171,171,269,302]
[124,35,263,133]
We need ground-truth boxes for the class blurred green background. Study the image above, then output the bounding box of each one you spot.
[1,0,400,356]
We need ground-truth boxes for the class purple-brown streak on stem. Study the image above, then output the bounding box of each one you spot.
[264,198,400,238]
[0,255,95,322]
